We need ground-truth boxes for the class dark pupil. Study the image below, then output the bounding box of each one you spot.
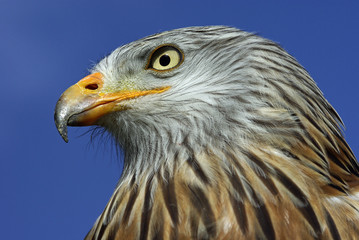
[159,54,171,66]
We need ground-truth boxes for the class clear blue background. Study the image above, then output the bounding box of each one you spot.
[1,1,358,239]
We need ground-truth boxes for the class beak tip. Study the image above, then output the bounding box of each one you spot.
[54,110,69,143]
[55,121,69,143]
[62,133,69,143]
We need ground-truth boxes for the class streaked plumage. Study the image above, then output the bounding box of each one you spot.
[55,26,359,239]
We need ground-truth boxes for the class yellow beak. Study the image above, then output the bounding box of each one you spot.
[54,72,170,142]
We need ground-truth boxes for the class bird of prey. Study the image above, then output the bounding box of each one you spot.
[55,26,359,240]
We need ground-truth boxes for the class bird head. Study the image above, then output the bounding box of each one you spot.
[55,26,341,171]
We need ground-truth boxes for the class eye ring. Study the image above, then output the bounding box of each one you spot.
[146,45,184,72]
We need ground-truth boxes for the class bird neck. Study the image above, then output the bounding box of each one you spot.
[87,116,359,239]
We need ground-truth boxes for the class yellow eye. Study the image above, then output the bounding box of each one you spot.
[147,46,183,71]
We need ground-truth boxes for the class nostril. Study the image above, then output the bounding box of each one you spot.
[85,84,98,90]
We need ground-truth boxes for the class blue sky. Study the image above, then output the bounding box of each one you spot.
[1,1,359,239]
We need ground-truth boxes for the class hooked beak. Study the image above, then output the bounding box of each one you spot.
[54,72,170,142]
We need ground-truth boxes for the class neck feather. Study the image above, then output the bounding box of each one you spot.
[87,105,359,239]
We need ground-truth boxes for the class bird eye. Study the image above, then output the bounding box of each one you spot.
[147,46,183,71]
